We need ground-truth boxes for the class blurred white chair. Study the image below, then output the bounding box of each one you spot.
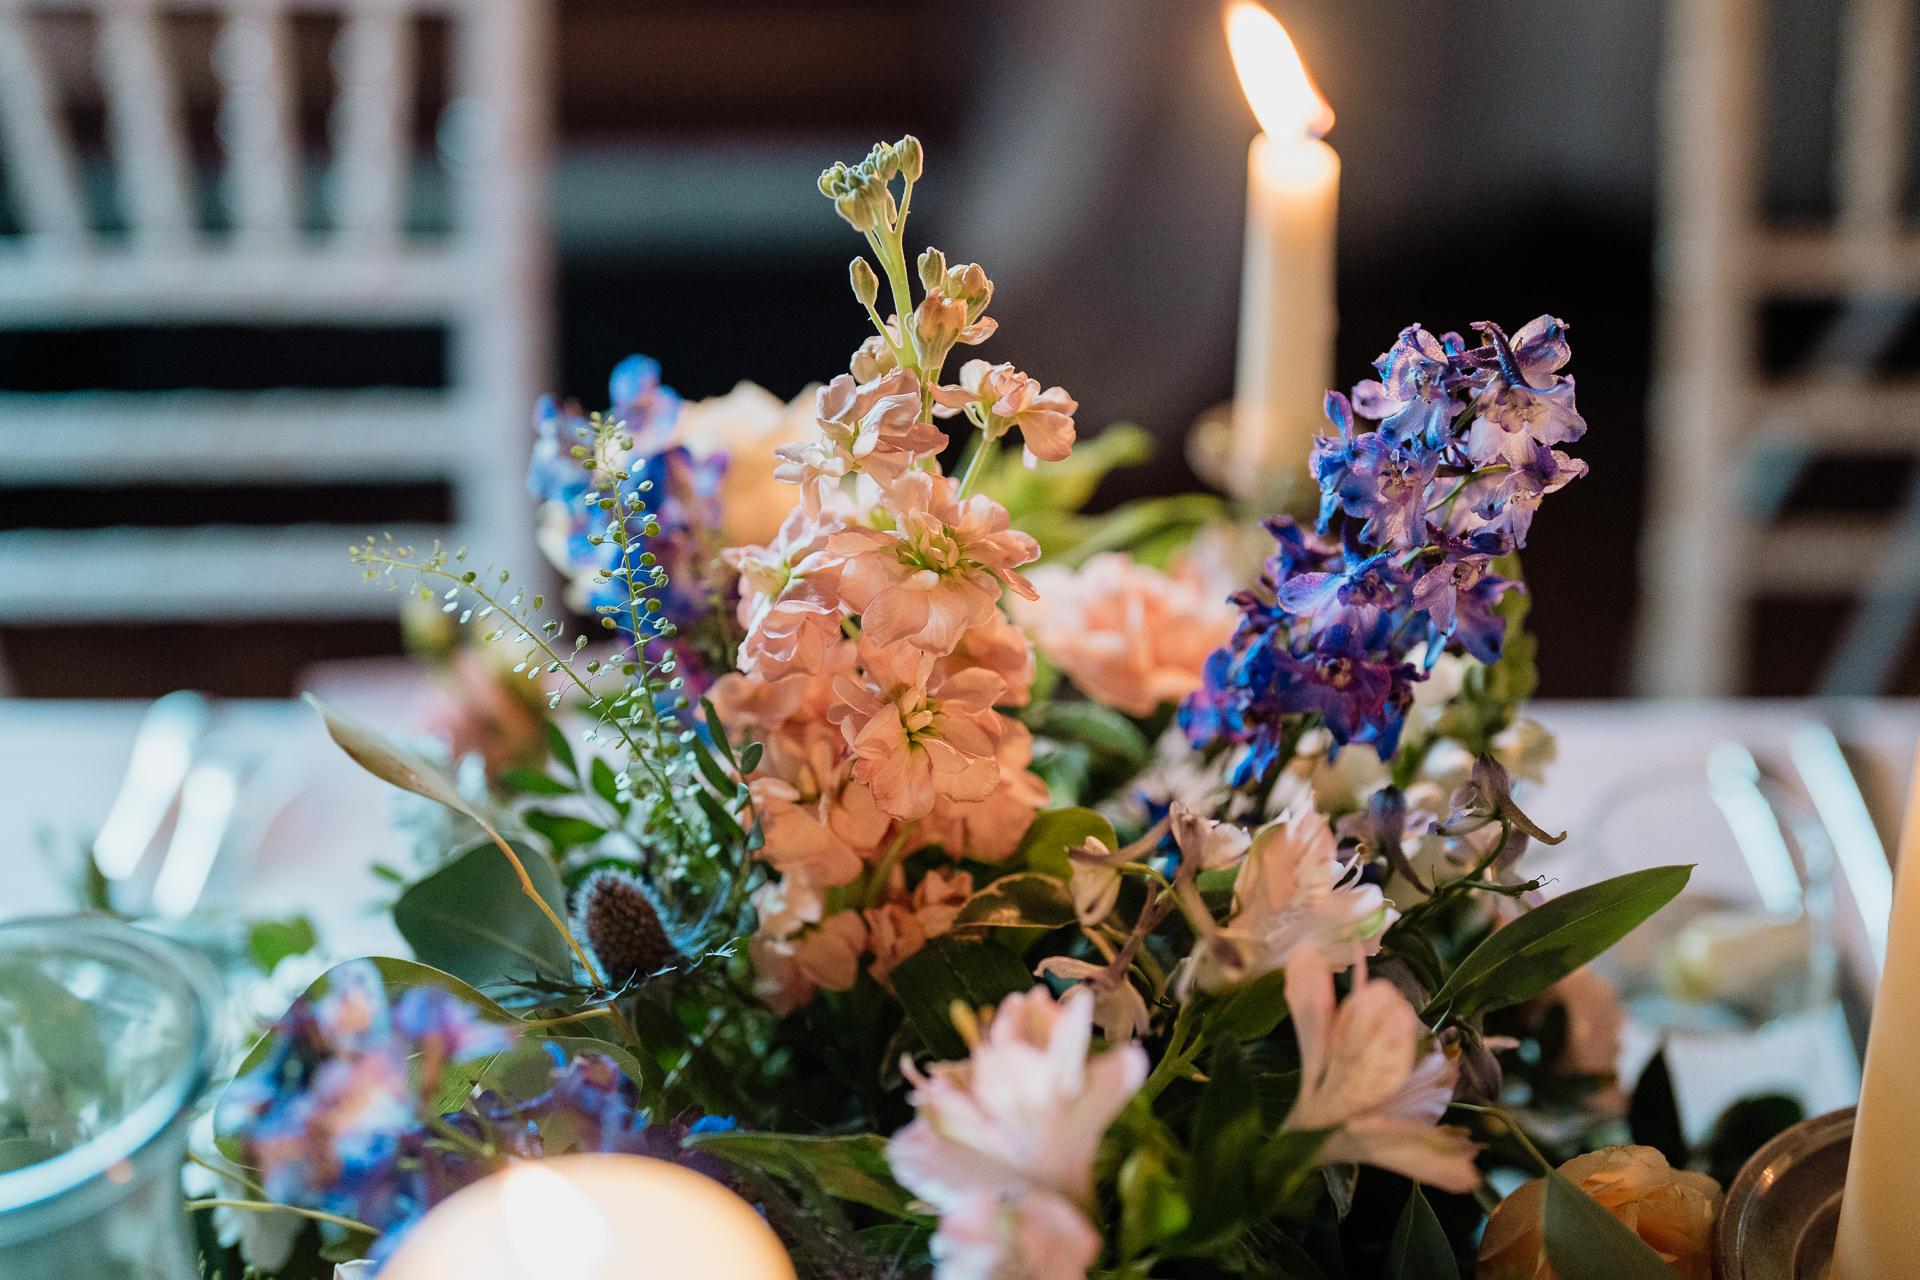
[0,0,549,622]
[1639,0,1920,696]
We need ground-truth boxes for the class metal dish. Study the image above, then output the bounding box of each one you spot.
[1717,1106,1853,1280]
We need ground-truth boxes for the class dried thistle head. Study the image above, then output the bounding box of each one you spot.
[573,867,677,988]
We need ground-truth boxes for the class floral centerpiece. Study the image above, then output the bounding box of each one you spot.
[201,138,1709,1280]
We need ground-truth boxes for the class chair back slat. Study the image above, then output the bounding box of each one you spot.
[215,0,299,247]
[0,1,90,245]
[1838,0,1911,237]
[96,0,195,248]
[329,0,411,246]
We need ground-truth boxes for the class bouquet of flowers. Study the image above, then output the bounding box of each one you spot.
[203,138,1710,1280]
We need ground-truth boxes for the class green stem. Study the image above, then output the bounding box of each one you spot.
[187,1200,376,1235]
[954,433,997,500]
[863,824,917,909]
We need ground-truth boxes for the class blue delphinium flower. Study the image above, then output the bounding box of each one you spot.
[1181,316,1586,774]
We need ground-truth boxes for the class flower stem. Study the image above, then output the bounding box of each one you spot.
[862,824,917,910]
[186,1200,376,1235]
[954,433,997,500]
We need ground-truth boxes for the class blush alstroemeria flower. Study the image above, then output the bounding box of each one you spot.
[830,471,1041,655]
[830,637,1008,820]
[1186,805,1396,992]
[1033,956,1153,1043]
[773,369,946,514]
[724,499,850,680]
[886,986,1147,1280]
[1283,946,1479,1193]
[933,359,1079,464]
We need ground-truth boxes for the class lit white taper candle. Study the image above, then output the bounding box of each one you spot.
[1832,747,1920,1279]
[1224,1,1338,505]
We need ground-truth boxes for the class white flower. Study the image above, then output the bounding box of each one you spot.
[1283,945,1479,1192]
[1033,956,1152,1042]
[1186,805,1396,992]
[886,986,1147,1279]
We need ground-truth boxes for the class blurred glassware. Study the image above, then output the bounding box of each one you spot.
[0,916,225,1280]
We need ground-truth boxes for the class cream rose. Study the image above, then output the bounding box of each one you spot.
[674,380,815,546]
[1478,1145,1723,1280]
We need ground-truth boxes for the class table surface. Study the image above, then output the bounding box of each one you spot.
[5,665,1913,1138]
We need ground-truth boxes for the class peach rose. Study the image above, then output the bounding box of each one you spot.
[1478,1145,1724,1280]
[675,379,816,546]
[1011,552,1238,717]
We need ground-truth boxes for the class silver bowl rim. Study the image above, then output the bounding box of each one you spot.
[0,916,225,1214]
[1716,1104,1855,1279]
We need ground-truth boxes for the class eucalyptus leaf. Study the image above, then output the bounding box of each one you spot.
[304,693,490,829]
[1384,1183,1459,1280]
[393,838,573,989]
[1009,807,1117,882]
[951,873,1076,933]
[1541,1167,1680,1280]
[889,935,1036,1060]
[1422,865,1692,1022]
[687,1131,927,1220]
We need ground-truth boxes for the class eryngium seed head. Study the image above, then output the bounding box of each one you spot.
[575,868,675,988]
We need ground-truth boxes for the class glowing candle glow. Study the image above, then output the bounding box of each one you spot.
[1224,1,1338,503]
[380,1155,796,1280]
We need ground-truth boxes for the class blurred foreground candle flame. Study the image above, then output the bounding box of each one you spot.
[1224,1,1333,141]
[504,1164,609,1280]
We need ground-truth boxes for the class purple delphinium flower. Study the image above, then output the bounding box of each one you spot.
[1182,315,1587,770]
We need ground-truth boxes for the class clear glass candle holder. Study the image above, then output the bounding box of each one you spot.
[0,916,225,1280]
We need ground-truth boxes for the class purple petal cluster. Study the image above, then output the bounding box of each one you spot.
[220,962,734,1270]
[527,355,727,658]
[1180,317,1586,775]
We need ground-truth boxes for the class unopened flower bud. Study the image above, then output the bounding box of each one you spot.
[917,247,947,292]
[850,257,880,306]
[894,135,924,182]
[851,334,898,383]
[945,263,995,322]
[914,291,966,354]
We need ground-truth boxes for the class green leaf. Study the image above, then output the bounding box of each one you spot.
[1166,1038,1268,1253]
[523,810,609,853]
[1027,701,1153,766]
[1010,807,1116,882]
[1203,967,1293,1044]
[1629,1048,1688,1170]
[890,935,1036,1060]
[1385,1183,1459,1280]
[0,961,107,1097]
[699,696,738,767]
[1542,1167,1681,1280]
[1422,865,1692,1022]
[1119,1149,1191,1261]
[1055,493,1229,569]
[247,915,317,974]
[951,873,1076,933]
[589,756,624,814]
[544,719,577,775]
[855,1224,934,1268]
[687,729,738,799]
[304,693,492,830]
[695,789,747,848]
[502,767,575,796]
[740,741,764,775]
[686,1131,927,1220]
[392,838,573,989]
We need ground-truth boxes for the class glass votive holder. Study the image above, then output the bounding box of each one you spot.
[0,916,225,1280]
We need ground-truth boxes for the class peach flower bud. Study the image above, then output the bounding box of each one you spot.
[1477,1145,1724,1280]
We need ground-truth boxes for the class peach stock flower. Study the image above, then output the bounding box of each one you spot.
[933,359,1079,463]
[1011,552,1238,717]
[886,986,1147,1280]
[830,637,1009,820]
[930,611,1035,708]
[830,470,1041,655]
[919,721,1052,861]
[1283,946,1480,1192]
[673,379,816,545]
[865,868,973,989]
[725,500,850,681]
[1478,1145,1724,1280]
[773,369,946,514]
[748,880,869,1016]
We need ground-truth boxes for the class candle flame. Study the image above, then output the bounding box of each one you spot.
[1224,2,1334,140]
